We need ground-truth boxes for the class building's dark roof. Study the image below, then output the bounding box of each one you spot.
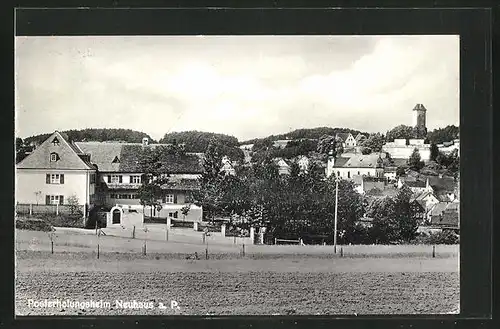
[17,131,94,170]
[336,154,383,168]
[391,158,409,167]
[336,133,351,142]
[75,142,203,174]
[405,180,427,188]
[333,157,349,167]
[430,202,448,216]
[161,178,201,191]
[413,103,427,111]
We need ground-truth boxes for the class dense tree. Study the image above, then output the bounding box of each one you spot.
[408,148,424,171]
[429,143,440,162]
[366,197,399,244]
[24,128,156,145]
[360,147,372,155]
[15,138,32,164]
[241,127,369,147]
[317,135,343,157]
[192,139,238,221]
[137,146,171,217]
[426,125,459,144]
[394,187,419,242]
[386,125,415,142]
[361,133,386,152]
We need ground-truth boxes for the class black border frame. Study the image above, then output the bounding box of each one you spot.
[2,4,495,329]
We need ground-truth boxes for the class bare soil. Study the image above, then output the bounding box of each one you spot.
[16,250,459,316]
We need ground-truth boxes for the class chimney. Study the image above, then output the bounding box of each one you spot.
[142,137,149,148]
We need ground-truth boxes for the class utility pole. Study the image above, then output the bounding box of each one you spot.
[334,176,340,254]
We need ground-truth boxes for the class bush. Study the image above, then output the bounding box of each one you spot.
[411,230,459,245]
[16,217,53,232]
[32,213,84,228]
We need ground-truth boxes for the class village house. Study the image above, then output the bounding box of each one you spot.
[397,177,433,194]
[297,155,309,172]
[409,199,428,225]
[74,137,204,221]
[335,132,357,148]
[221,155,236,175]
[352,175,385,195]
[16,131,97,216]
[273,157,292,175]
[326,154,384,180]
[428,201,459,229]
[17,132,208,223]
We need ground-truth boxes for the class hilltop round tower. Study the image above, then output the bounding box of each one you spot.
[412,103,427,131]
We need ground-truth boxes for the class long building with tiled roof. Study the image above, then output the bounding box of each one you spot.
[16,133,205,224]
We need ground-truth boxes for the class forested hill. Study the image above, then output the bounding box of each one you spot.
[160,131,239,152]
[23,129,157,145]
[241,127,370,146]
[159,131,243,162]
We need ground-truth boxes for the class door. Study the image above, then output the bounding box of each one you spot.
[112,209,121,224]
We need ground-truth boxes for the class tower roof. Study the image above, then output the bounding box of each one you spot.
[413,103,427,111]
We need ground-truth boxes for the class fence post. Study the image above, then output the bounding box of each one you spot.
[340,247,343,257]
[132,225,136,239]
[56,204,59,216]
[432,245,436,258]
[233,236,236,244]
[242,243,245,257]
[29,204,33,216]
[205,246,208,260]
[274,238,277,245]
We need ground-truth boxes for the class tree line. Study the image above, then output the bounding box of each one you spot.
[191,139,421,245]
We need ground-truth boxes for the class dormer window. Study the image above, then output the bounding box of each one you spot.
[50,152,59,162]
[52,137,60,146]
[112,156,120,163]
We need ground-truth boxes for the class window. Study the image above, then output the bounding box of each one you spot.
[50,152,59,162]
[110,194,116,199]
[168,212,178,218]
[52,137,60,146]
[109,175,122,183]
[46,173,64,184]
[112,156,120,164]
[46,195,64,205]
[130,175,141,184]
[347,171,350,179]
[165,194,174,204]
[90,173,96,184]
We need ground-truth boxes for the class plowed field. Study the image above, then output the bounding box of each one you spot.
[16,250,459,316]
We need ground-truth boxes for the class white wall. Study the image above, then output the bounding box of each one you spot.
[382,145,430,161]
[16,169,93,205]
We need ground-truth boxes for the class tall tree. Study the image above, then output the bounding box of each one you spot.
[408,148,424,171]
[317,134,343,157]
[193,139,228,221]
[429,143,440,162]
[362,133,386,152]
[366,197,399,244]
[137,146,170,217]
[394,187,419,242]
[386,125,415,142]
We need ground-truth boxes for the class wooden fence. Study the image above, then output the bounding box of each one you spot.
[16,203,85,217]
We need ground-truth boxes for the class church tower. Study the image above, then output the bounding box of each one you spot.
[412,103,427,130]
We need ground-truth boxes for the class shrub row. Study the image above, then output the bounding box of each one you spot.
[16,217,53,232]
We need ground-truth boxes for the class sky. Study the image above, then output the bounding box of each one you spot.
[15,35,459,142]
